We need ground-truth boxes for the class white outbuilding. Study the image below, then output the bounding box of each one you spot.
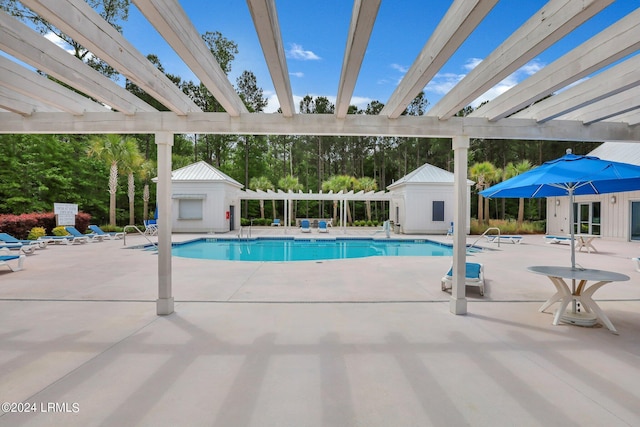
[387,163,473,234]
[157,161,243,233]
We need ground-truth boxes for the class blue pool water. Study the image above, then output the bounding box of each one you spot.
[172,238,455,261]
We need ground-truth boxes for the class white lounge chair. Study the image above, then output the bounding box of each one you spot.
[318,220,328,233]
[544,235,572,245]
[441,262,485,296]
[633,257,640,272]
[0,241,37,254]
[0,232,47,249]
[446,222,454,238]
[0,248,25,271]
[89,225,124,240]
[65,226,104,242]
[271,218,281,226]
[484,235,523,244]
[300,219,311,233]
[144,219,158,236]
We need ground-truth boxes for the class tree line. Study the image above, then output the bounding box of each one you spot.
[0,1,602,226]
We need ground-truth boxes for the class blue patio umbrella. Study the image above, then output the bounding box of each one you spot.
[480,149,640,269]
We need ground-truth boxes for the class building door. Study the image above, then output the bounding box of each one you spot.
[631,202,640,241]
[572,202,600,235]
[229,205,235,231]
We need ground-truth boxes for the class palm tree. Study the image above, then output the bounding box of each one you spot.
[121,141,144,225]
[87,134,139,226]
[322,175,357,224]
[469,161,499,226]
[505,160,533,226]
[278,175,303,225]
[249,176,274,219]
[139,160,156,222]
[356,176,378,221]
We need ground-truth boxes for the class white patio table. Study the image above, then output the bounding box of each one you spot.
[527,266,630,334]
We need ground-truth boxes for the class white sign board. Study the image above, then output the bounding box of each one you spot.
[54,203,78,226]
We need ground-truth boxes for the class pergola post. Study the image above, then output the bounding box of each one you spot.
[450,135,469,315]
[156,132,174,315]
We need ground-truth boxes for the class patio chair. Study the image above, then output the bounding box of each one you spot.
[441,262,485,296]
[144,219,158,236]
[0,248,25,271]
[0,241,37,255]
[65,226,104,242]
[318,220,328,233]
[633,257,640,273]
[271,218,281,226]
[89,225,124,240]
[544,235,572,245]
[0,232,48,249]
[446,222,454,238]
[300,219,311,233]
[484,235,523,244]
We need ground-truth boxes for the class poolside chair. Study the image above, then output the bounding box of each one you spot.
[318,220,328,233]
[484,235,523,244]
[271,218,281,226]
[89,225,124,240]
[0,248,25,272]
[65,226,104,242]
[441,262,485,296]
[0,232,48,249]
[0,241,37,255]
[446,222,454,238]
[544,235,572,245]
[633,257,640,273]
[143,219,158,236]
[300,219,311,233]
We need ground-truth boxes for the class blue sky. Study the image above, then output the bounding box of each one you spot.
[115,1,637,113]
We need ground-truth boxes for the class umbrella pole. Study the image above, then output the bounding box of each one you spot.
[569,188,577,313]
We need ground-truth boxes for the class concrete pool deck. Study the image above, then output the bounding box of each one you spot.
[1,228,639,426]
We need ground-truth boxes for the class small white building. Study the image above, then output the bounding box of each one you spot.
[546,142,640,241]
[387,163,473,234]
[159,161,243,233]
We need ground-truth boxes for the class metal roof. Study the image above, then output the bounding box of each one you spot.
[167,161,243,187]
[589,142,640,166]
[388,163,474,188]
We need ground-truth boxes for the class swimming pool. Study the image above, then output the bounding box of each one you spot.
[172,238,456,261]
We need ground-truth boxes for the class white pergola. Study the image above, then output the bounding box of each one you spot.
[241,189,392,233]
[1,0,639,316]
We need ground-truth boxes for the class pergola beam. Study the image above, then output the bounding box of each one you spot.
[560,86,640,125]
[428,0,614,119]
[133,0,248,117]
[513,54,640,123]
[0,86,61,115]
[0,11,156,115]
[470,8,640,121]
[0,56,108,114]
[380,0,498,119]
[20,0,200,115]
[1,111,638,142]
[247,0,295,117]
[335,0,381,118]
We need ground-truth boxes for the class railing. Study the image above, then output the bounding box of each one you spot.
[470,227,502,248]
[123,225,158,248]
[238,220,253,239]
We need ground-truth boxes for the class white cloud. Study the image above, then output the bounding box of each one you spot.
[464,57,483,71]
[390,63,408,73]
[44,32,75,55]
[289,71,304,78]
[425,72,465,95]
[287,43,321,60]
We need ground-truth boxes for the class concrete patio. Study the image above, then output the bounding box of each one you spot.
[0,229,639,426]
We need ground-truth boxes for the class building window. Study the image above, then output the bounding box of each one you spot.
[432,201,445,221]
[178,199,203,220]
[572,201,600,235]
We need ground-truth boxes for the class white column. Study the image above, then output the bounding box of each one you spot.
[155,132,174,315]
[450,135,469,315]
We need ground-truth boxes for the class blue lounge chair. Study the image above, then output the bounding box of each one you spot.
[300,219,311,233]
[144,219,158,236]
[484,235,523,244]
[446,222,454,238]
[89,225,124,240]
[0,248,25,271]
[0,232,47,249]
[441,262,485,296]
[544,235,572,245]
[0,241,37,255]
[271,218,281,226]
[65,226,103,242]
[318,220,328,233]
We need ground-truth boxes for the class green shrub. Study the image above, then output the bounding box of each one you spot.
[52,226,69,236]
[27,226,46,240]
